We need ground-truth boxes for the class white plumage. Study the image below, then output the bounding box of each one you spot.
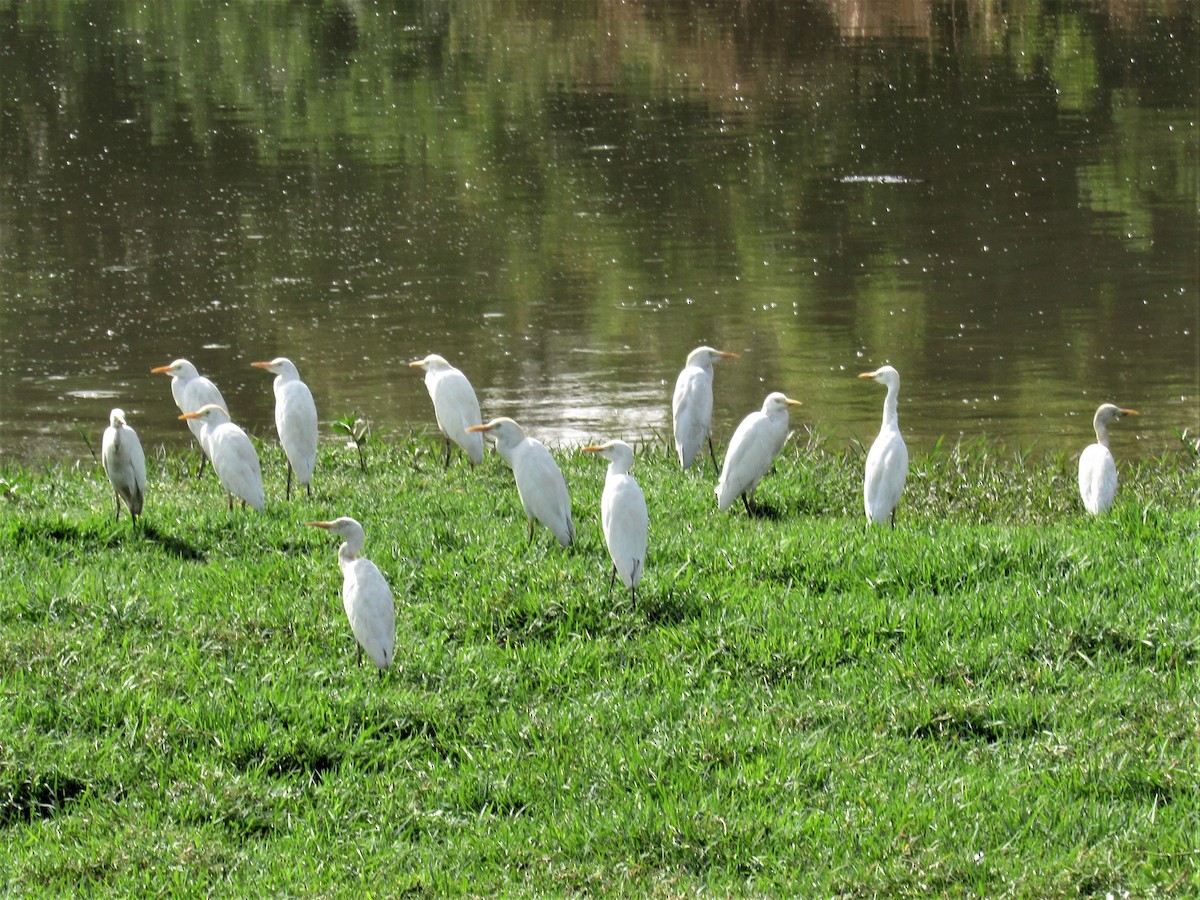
[582,440,648,600]
[101,408,146,523]
[1079,403,1139,514]
[309,517,395,672]
[672,345,739,472]
[151,358,227,464]
[859,365,908,528]
[716,392,802,513]
[410,354,484,467]
[178,404,265,512]
[252,357,318,500]
[468,417,574,547]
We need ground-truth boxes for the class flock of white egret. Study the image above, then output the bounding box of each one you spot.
[96,348,1138,673]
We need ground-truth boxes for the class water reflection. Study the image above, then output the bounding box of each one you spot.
[0,0,1195,463]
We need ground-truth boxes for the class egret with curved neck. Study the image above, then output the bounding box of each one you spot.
[1078,403,1138,515]
[859,365,907,528]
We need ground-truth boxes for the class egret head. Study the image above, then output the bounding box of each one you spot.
[582,439,635,471]
[859,365,900,391]
[762,392,802,414]
[686,346,740,368]
[109,409,128,429]
[251,357,298,378]
[179,403,230,424]
[409,354,451,372]
[151,358,199,379]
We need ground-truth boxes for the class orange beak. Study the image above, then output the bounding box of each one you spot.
[151,365,172,375]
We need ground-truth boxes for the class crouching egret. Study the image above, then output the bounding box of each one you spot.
[672,346,739,472]
[178,404,264,511]
[716,392,802,514]
[468,417,574,547]
[101,408,146,523]
[1079,403,1139,514]
[251,357,318,500]
[151,358,227,475]
[309,517,395,673]
[582,440,648,601]
[409,354,484,467]
[859,365,908,528]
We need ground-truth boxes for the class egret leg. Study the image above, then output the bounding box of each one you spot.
[305,482,312,498]
[741,494,754,516]
[443,437,453,469]
[527,518,536,545]
[113,494,121,522]
[227,493,234,511]
[890,508,897,530]
[608,565,618,594]
[196,452,209,479]
[286,462,294,502]
[707,437,720,475]
[357,645,363,667]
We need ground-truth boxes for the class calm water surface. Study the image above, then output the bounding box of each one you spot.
[1,1,1196,463]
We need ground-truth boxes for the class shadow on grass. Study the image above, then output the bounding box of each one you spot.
[139,522,207,562]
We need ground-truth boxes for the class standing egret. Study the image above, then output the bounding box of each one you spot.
[672,346,740,472]
[859,365,908,528]
[101,408,146,523]
[582,440,648,601]
[308,517,395,673]
[409,354,484,467]
[178,404,264,512]
[467,417,574,547]
[251,357,318,500]
[1079,403,1139,514]
[716,392,802,514]
[151,358,228,475]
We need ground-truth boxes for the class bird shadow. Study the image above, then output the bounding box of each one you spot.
[139,522,207,562]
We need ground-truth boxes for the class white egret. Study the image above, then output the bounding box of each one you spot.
[859,365,908,528]
[101,408,146,523]
[716,392,802,514]
[151,358,228,474]
[251,357,318,500]
[1079,403,1139,515]
[672,346,739,472]
[582,439,648,601]
[409,354,484,467]
[178,404,264,512]
[467,417,575,547]
[308,517,395,673]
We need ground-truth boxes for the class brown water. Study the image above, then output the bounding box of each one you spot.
[1,1,1197,463]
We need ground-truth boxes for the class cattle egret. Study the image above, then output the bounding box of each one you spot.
[308,517,395,673]
[178,404,264,511]
[1079,403,1139,514]
[101,408,146,523]
[251,357,318,500]
[582,440,648,601]
[151,358,227,473]
[672,346,739,472]
[468,417,574,547]
[859,366,908,528]
[409,354,484,467]
[716,392,802,514]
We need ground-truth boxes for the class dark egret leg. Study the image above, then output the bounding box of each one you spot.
[608,565,618,594]
[443,437,453,469]
[527,518,535,545]
[305,482,312,498]
[707,437,720,475]
[113,494,122,522]
[286,462,294,502]
[357,645,363,667]
[196,452,209,479]
[741,494,754,516]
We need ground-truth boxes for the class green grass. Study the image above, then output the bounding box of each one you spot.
[1,433,1197,896]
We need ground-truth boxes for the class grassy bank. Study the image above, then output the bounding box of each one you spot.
[1,433,1197,896]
